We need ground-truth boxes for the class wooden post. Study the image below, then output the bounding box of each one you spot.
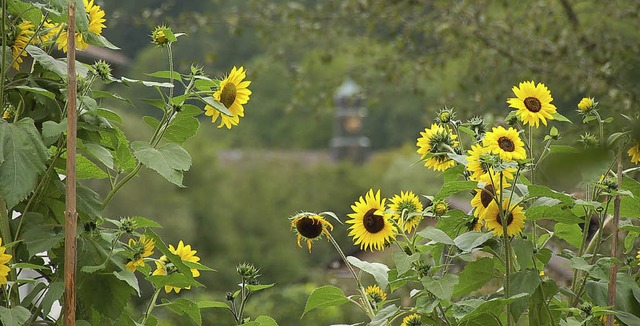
[606,146,622,326]
[64,0,78,325]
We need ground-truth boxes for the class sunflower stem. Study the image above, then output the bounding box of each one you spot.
[498,171,513,326]
[326,233,376,319]
[141,287,162,324]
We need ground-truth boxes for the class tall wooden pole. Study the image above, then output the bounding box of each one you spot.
[64,0,78,325]
[606,146,622,326]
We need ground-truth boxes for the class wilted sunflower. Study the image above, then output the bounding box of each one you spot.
[389,191,424,233]
[507,81,557,128]
[204,66,252,129]
[11,20,35,70]
[125,235,155,272]
[483,126,526,162]
[400,313,422,326]
[416,123,458,172]
[55,0,106,52]
[483,199,525,237]
[152,240,201,293]
[290,213,333,252]
[347,189,397,251]
[628,142,640,164]
[0,238,12,285]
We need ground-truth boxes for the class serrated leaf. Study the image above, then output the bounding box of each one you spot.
[422,274,458,301]
[302,285,349,317]
[164,298,201,326]
[161,105,201,143]
[346,256,389,289]
[82,142,114,169]
[526,185,574,205]
[131,142,192,187]
[20,213,63,257]
[526,205,582,224]
[75,153,108,179]
[97,108,123,125]
[453,257,495,298]
[78,273,134,320]
[0,306,30,326]
[0,118,48,208]
[246,283,275,292]
[554,223,582,248]
[417,227,455,245]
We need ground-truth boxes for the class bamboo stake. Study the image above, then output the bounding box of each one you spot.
[606,146,622,326]
[64,0,78,324]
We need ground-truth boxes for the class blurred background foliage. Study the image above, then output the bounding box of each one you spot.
[90,0,640,323]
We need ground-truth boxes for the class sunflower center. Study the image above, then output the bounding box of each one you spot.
[498,137,515,152]
[480,184,494,208]
[363,208,385,233]
[496,211,514,226]
[296,217,323,239]
[220,82,237,108]
[524,97,542,113]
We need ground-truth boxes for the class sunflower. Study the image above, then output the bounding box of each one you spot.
[0,238,12,285]
[11,20,35,70]
[483,199,525,237]
[400,313,422,326]
[365,285,387,305]
[628,142,640,164]
[506,81,557,128]
[347,189,397,251]
[466,144,517,182]
[467,217,483,232]
[290,213,333,252]
[204,66,252,129]
[470,170,513,219]
[416,123,458,172]
[125,235,155,272]
[577,97,595,112]
[389,191,424,233]
[55,0,106,52]
[152,240,200,293]
[636,249,640,266]
[483,126,526,162]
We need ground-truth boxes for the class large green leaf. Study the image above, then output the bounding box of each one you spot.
[163,298,201,326]
[20,213,63,257]
[26,45,89,78]
[434,181,477,201]
[0,306,30,326]
[509,270,541,321]
[41,281,64,317]
[454,232,493,253]
[417,227,455,245]
[422,273,458,301]
[369,304,399,326]
[457,293,528,323]
[528,280,561,326]
[302,285,349,317]
[617,176,640,218]
[453,257,495,298]
[163,105,202,144]
[75,153,108,179]
[346,256,389,289]
[585,274,640,317]
[243,315,279,326]
[131,142,192,187]
[554,223,583,248]
[77,273,134,320]
[0,118,48,208]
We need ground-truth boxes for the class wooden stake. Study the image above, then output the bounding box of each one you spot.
[606,146,622,326]
[64,0,78,325]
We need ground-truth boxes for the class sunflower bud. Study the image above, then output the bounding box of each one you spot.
[432,200,449,217]
[151,25,171,46]
[412,260,431,278]
[577,97,595,113]
[236,262,260,280]
[435,107,455,125]
[92,60,112,81]
[120,217,137,233]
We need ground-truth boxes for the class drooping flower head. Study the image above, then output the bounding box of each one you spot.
[628,142,640,165]
[400,313,423,326]
[389,191,424,233]
[0,238,12,285]
[577,97,595,113]
[11,20,35,70]
[507,81,557,128]
[204,66,252,129]
[483,199,526,237]
[347,189,397,251]
[416,123,459,172]
[365,285,387,306]
[483,126,527,162]
[152,240,200,293]
[55,0,106,52]
[125,235,155,272]
[290,213,333,252]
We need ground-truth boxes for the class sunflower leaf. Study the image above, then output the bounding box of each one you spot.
[346,256,389,289]
[551,112,572,123]
[417,227,455,245]
[421,274,458,301]
[201,96,232,116]
[452,257,495,298]
[302,285,349,317]
[434,181,477,201]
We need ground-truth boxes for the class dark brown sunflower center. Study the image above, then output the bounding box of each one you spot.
[498,136,515,152]
[296,217,323,239]
[363,208,385,233]
[524,97,542,113]
[220,83,237,108]
[480,184,494,208]
[496,211,514,226]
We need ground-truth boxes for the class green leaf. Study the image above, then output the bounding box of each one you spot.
[146,70,183,82]
[130,216,162,229]
[512,238,534,270]
[26,45,67,78]
[453,257,495,298]
[75,153,108,179]
[525,205,582,224]
[0,118,48,208]
[551,112,572,123]
[201,96,232,116]
[41,281,64,317]
[77,273,134,320]
[526,185,574,205]
[548,145,579,154]
[615,311,640,326]
[143,116,160,131]
[585,274,640,317]
[392,250,419,276]
[346,256,389,289]
[97,108,124,125]
[131,142,192,187]
[554,223,583,248]
[529,280,561,326]
[164,298,201,326]
[161,105,202,144]
[509,270,541,320]
[42,119,67,142]
[417,227,455,245]
[458,293,528,322]
[369,304,399,326]
[434,181,477,201]
[20,213,63,257]
[0,306,30,326]
[618,176,640,217]
[197,301,229,309]
[84,33,119,50]
[114,270,141,296]
[302,285,349,317]
[253,315,279,326]
[81,141,114,170]
[422,273,458,301]
[120,77,173,88]
[454,232,493,252]
[8,0,42,24]
[13,85,55,99]
[246,283,275,293]
[77,184,103,219]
